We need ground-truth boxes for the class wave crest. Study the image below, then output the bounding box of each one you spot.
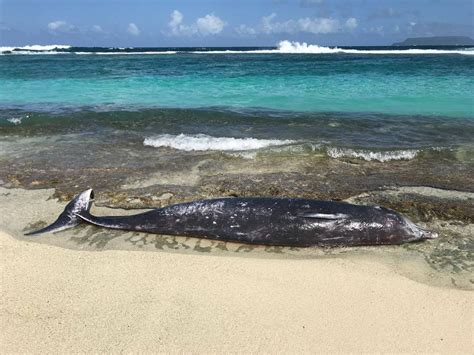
[276,40,474,55]
[192,40,474,55]
[0,45,71,54]
[143,134,295,151]
[327,147,419,162]
[2,42,473,55]
[74,51,177,55]
[143,134,424,162]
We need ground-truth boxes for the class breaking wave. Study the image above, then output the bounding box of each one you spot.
[2,41,473,55]
[143,134,295,151]
[0,45,71,55]
[326,147,419,162]
[6,117,25,125]
[0,44,71,51]
[74,51,177,55]
[142,133,426,162]
[192,40,474,55]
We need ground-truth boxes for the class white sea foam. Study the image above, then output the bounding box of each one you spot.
[226,151,259,159]
[0,44,176,55]
[0,44,71,52]
[143,135,423,161]
[74,51,177,55]
[0,50,70,55]
[327,147,419,162]
[2,41,472,55]
[5,114,31,125]
[192,40,474,55]
[143,134,295,151]
[6,117,23,125]
[0,45,71,55]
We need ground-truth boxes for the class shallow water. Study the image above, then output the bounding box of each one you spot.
[0,45,472,291]
[1,45,473,166]
[1,108,473,163]
[1,187,471,290]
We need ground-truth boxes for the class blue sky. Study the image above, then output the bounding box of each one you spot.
[1,0,473,46]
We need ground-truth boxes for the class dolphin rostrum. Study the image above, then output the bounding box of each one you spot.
[26,189,438,246]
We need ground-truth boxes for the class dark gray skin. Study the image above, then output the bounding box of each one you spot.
[26,189,438,247]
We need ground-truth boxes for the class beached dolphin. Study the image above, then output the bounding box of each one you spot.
[25,189,438,246]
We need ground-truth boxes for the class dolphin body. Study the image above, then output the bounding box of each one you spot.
[26,189,438,246]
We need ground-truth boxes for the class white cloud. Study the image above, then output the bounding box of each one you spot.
[297,17,340,34]
[345,18,358,30]
[236,14,358,36]
[47,20,107,36]
[167,10,226,36]
[127,23,140,36]
[169,10,186,35]
[47,20,75,33]
[261,13,281,33]
[235,24,257,36]
[196,14,225,35]
[48,21,66,30]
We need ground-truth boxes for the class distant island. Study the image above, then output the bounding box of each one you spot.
[392,36,474,46]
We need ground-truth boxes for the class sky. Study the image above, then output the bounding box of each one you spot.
[1,0,473,47]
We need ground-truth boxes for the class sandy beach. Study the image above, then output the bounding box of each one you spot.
[1,225,472,353]
[0,185,473,353]
[2,8,474,352]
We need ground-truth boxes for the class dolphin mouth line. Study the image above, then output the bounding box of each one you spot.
[402,216,438,240]
[420,228,439,239]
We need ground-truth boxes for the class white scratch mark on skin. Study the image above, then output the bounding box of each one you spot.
[300,213,348,219]
[320,236,347,241]
[345,221,384,230]
[299,220,338,231]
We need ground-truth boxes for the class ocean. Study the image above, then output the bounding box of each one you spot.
[1,41,473,163]
[1,41,473,287]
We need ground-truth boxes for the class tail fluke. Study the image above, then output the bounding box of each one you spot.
[25,189,95,236]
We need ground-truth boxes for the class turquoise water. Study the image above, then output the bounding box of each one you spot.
[1,49,473,117]
[1,46,473,162]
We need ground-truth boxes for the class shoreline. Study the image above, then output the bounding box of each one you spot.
[2,41,473,353]
[1,228,472,353]
[1,186,472,291]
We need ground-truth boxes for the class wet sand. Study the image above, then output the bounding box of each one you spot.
[2,55,473,353]
[2,187,472,290]
[1,229,472,353]
[1,187,473,353]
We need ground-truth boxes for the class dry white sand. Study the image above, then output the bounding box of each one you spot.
[1,229,472,353]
